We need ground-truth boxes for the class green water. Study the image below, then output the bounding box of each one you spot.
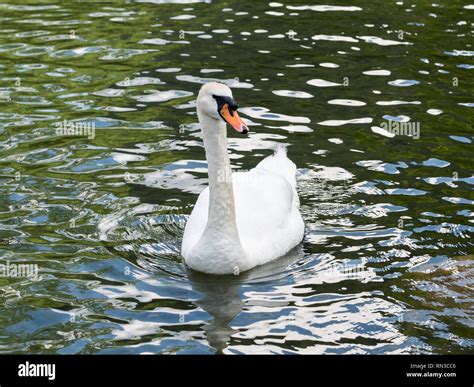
[0,0,473,354]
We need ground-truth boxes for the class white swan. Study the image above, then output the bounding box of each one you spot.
[181,82,304,275]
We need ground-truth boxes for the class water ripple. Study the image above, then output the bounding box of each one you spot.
[0,0,472,355]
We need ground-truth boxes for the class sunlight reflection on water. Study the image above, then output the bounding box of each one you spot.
[0,0,472,354]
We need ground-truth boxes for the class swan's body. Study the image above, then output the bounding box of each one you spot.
[181,83,304,274]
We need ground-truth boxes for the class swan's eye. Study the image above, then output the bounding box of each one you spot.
[212,94,239,113]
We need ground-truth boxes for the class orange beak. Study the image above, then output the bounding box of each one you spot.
[220,104,248,134]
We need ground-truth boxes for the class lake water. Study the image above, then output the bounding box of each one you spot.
[0,0,473,354]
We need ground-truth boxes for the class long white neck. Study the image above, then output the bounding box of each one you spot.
[199,113,240,239]
[184,105,250,274]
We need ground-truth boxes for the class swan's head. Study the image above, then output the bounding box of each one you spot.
[197,82,248,134]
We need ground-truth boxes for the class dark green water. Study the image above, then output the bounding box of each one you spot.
[0,0,473,354]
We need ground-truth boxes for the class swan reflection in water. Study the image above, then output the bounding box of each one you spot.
[187,244,305,353]
[100,206,306,353]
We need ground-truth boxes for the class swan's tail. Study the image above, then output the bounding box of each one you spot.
[256,143,297,190]
[274,144,288,157]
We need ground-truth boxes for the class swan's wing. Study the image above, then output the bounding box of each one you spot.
[233,148,303,263]
[254,146,297,191]
[233,168,293,235]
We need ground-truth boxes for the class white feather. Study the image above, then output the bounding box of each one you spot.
[181,83,304,274]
